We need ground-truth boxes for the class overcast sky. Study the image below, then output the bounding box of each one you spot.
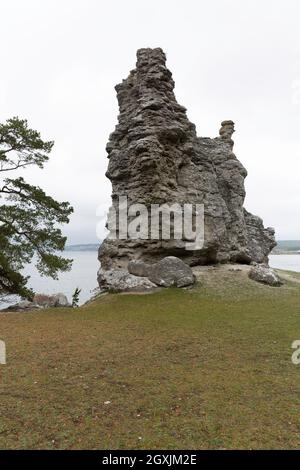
[1,0,299,243]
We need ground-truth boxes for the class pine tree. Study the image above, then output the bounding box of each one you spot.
[0,117,73,300]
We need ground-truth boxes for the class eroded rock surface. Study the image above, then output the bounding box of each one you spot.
[98,48,276,290]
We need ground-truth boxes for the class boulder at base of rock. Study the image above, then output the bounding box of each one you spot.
[248,264,282,287]
[97,268,157,293]
[33,293,70,307]
[1,293,71,312]
[128,260,152,278]
[1,300,42,312]
[129,256,195,288]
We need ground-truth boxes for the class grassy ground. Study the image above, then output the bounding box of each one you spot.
[1,265,300,449]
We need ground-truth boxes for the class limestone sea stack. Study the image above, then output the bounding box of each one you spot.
[98,48,276,288]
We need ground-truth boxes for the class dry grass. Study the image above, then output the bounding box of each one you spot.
[1,266,300,449]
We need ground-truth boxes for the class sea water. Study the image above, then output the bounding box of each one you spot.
[1,253,299,308]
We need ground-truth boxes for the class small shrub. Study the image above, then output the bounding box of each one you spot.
[72,287,81,308]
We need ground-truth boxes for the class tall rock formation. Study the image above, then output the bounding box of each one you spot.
[98,48,276,279]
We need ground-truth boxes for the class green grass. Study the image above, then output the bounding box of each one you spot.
[1,267,300,449]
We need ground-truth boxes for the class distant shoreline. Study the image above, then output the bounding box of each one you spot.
[271,251,300,255]
[272,240,300,255]
[65,244,99,252]
[64,242,300,255]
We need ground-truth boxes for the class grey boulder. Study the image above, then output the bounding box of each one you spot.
[1,293,71,312]
[128,256,195,288]
[248,264,282,287]
[128,260,152,278]
[33,293,70,307]
[97,268,157,293]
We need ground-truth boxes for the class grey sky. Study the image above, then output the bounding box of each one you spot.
[1,0,299,243]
